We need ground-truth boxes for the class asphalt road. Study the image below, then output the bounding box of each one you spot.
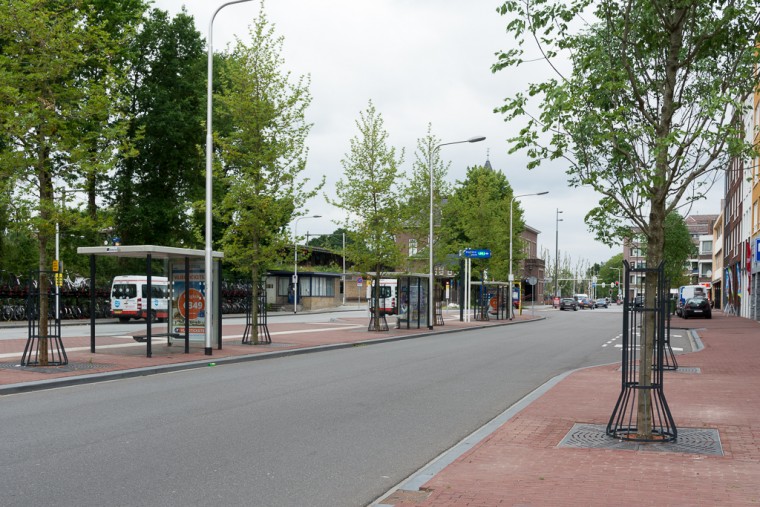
[0,308,684,506]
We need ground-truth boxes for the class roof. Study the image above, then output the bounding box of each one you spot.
[77,245,224,260]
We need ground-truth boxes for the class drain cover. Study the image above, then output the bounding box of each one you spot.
[559,423,722,456]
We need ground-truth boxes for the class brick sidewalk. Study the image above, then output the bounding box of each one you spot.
[0,310,540,392]
[382,312,760,507]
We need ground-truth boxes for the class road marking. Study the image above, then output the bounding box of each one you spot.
[0,325,365,359]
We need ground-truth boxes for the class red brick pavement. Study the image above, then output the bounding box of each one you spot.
[0,310,538,389]
[384,311,760,507]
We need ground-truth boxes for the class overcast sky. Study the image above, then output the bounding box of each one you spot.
[152,0,722,270]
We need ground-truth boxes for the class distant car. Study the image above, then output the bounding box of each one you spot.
[594,298,608,308]
[578,298,595,309]
[559,298,578,311]
[682,296,712,319]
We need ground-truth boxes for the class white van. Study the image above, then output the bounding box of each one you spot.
[111,275,169,322]
[676,284,709,316]
[366,278,398,315]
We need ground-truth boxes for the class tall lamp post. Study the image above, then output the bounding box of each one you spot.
[293,215,321,313]
[554,209,563,300]
[509,191,549,319]
[428,136,485,330]
[205,0,253,355]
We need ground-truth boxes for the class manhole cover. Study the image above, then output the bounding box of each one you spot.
[558,423,722,456]
[0,362,112,374]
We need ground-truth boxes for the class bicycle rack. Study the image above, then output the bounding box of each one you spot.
[21,270,68,366]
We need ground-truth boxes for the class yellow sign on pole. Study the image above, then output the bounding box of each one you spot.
[52,260,59,272]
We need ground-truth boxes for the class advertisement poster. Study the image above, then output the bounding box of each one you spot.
[171,261,206,341]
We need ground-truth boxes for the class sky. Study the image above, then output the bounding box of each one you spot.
[151,0,723,270]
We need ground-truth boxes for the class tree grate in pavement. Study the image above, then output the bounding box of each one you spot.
[0,362,113,374]
[558,423,723,456]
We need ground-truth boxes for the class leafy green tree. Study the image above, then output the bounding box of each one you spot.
[0,0,142,363]
[440,166,521,282]
[331,101,404,330]
[307,228,353,251]
[215,6,321,342]
[112,8,206,247]
[494,0,760,438]
[399,124,452,267]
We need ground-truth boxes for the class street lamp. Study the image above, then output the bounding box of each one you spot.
[293,215,321,313]
[509,191,549,319]
[205,0,253,356]
[428,136,485,330]
[554,209,563,300]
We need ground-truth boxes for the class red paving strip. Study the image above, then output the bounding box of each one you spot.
[0,311,540,389]
[384,311,760,507]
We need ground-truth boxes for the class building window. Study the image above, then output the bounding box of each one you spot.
[408,238,418,257]
[299,276,335,297]
[701,240,712,255]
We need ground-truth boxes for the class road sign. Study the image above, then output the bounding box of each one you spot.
[463,248,491,259]
[357,276,363,287]
[527,276,537,286]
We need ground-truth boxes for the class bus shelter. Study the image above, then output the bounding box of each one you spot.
[77,245,224,358]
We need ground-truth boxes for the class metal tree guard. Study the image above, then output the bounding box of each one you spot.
[607,261,677,442]
[22,271,67,366]
[242,282,271,344]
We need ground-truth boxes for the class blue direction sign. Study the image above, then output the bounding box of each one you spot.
[463,248,491,259]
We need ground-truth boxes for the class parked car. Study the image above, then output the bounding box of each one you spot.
[681,296,712,319]
[559,298,578,311]
[594,298,608,308]
[578,298,595,309]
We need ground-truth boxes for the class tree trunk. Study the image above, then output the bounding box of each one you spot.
[38,148,52,367]
[251,264,260,345]
[637,197,667,439]
[373,269,381,332]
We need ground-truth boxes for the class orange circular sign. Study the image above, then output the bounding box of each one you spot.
[178,288,204,320]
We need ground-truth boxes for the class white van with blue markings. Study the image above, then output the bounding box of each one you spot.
[110,275,169,322]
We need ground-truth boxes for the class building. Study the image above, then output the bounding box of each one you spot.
[712,204,724,309]
[684,214,718,287]
[518,225,546,304]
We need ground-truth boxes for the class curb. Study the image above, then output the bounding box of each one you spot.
[0,315,545,396]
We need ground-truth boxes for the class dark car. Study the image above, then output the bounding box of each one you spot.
[682,296,712,319]
[594,298,608,308]
[578,298,595,309]
[559,298,578,311]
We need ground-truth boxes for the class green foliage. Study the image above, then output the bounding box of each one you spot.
[494,0,760,257]
[0,0,145,274]
[398,124,452,253]
[111,7,205,247]
[307,228,353,251]
[215,5,321,282]
[331,101,404,276]
[440,166,520,281]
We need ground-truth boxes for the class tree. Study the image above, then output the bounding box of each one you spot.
[0,0,144,364]
[112,8,206,247]
[440,166,521,282]
[494,0,760,438]
[399,124,452,269]
[331,100,404,331]
[215,6,321,343]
